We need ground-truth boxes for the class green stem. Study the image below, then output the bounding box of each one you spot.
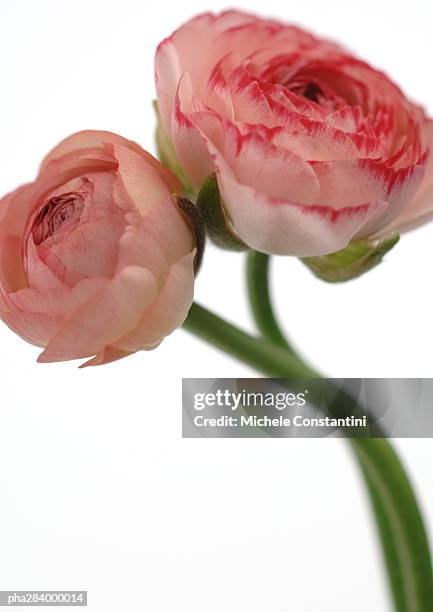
[244,251,433,612]
[184,302,316,378]
[354,442,430,612]
[361,465,407,612]
[183,301,433,612]
[246,251,293,351]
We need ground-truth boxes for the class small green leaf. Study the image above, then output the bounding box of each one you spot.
[196,175,247,251]
[301,234,400,282]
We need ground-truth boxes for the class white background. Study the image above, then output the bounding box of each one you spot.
[1,1,433,610]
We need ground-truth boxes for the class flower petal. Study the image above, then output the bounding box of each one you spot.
[37,266,158,362]
[79,346,134,368]
[117,202,194,279]
[217,172,388,256]
[170,79,214,189]
[115,252,195,351]
[377,123,433,234]
[113,144,180,215]
[10,276,106,319]
[1,310,60,347]
[40,130,149,172]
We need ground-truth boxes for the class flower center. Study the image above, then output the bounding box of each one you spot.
[290,81,323,103]
[31,193,85,245]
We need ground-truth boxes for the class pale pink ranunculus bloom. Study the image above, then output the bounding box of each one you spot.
[0,131,196,366]
[155,10,433,256]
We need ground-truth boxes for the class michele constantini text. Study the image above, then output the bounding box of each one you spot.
[193,415,368,429]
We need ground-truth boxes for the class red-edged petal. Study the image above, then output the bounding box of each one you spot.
[376,122,433,235]
[189,112,320,203]
[216,171,388,256]
[170,79,214,188]
[313,158,424,211]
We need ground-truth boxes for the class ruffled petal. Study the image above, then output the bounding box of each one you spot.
[37,266,158,362]
[40,130,148,172]
[117,201,194,279]
[189,111,320,202]
[113,144,180,215]
[216,172,388,256]
[115,252,195,351]
[170,80,214,189]
[377,122,433,234]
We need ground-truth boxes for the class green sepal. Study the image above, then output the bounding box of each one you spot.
[196,175,247,251]
[301,234,400,283]
[174,195,205,274]
[153,101,195,199]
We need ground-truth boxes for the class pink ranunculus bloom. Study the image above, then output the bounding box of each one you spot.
[155,10,433,256]
[0,131,197,366]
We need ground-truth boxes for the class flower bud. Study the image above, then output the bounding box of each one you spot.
[0,130,200,366]
[301,234,400,282]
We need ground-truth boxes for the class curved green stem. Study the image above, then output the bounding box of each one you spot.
[246,251,293,351]
[361,465,407,612]
[354,441,431,612]
[184,302,433,611]
[184,302,316,378]
[243,251,433,612]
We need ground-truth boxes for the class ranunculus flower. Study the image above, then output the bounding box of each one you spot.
[155,10,433,256]
[0,131,199,366]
